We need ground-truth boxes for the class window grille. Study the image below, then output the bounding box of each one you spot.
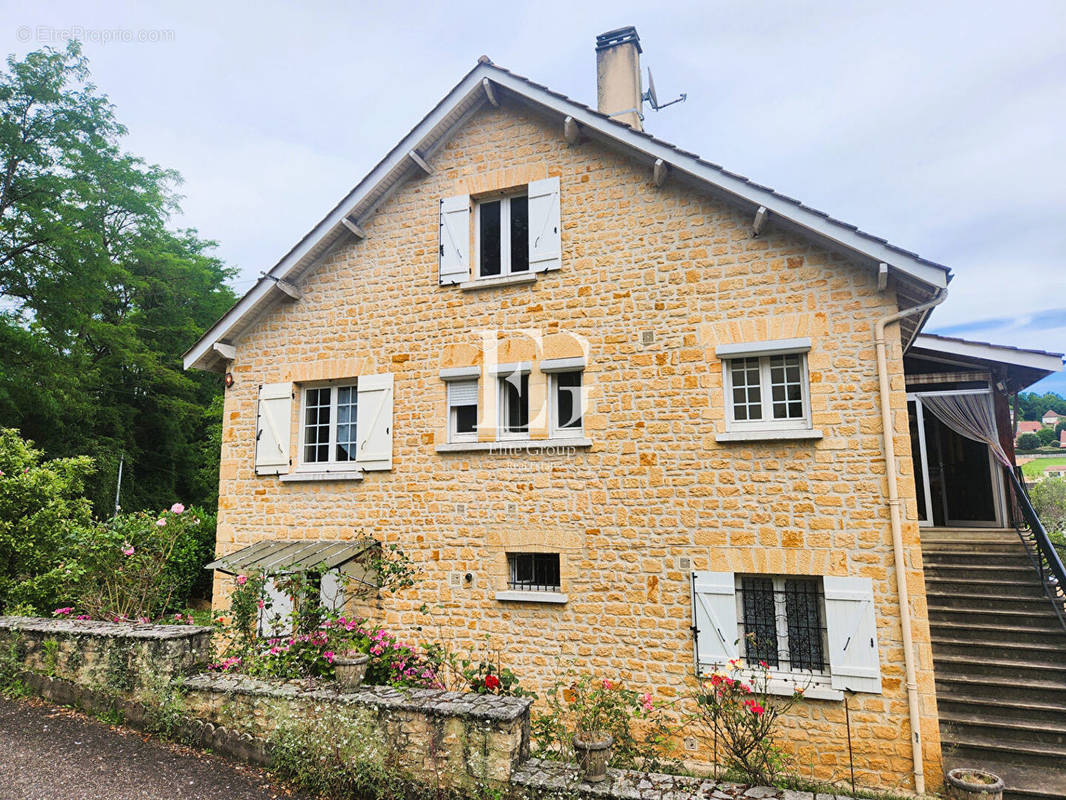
[737,576,827,673]
[507,552,560,592]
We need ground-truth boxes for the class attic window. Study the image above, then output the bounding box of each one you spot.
[477,193,529,277]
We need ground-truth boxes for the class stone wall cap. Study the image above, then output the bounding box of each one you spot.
[0,616,213,641]
[184,673,533,722]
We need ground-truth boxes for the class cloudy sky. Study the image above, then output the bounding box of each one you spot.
[3,0,1064,391]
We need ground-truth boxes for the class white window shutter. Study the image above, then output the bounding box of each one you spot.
[257,577,294,638]
[824,576,883,694]
[255,383,292,475]
[320,569,345,614]
[439,194,471,285]
[691,571,739,672]
[528,176,561,271]
[356,373,393,471]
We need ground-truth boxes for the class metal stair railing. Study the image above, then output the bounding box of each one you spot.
[1007,465,1066,631]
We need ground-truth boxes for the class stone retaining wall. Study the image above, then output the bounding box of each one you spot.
[182,673,532,789]
[1,617,532,792]
[0,616,212,691]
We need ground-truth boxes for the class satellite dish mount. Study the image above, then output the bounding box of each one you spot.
[643,68,687,112]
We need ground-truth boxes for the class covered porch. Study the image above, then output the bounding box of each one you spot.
[904,334,1063,532]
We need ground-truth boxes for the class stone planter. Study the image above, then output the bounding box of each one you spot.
[333,653,369,690]
[945,768,1005,800]
[572,732,613,783]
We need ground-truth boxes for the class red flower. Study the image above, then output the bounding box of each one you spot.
[484,674,500,690]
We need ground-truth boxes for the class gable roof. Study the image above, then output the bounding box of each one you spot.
[1017,421,1044,434]
[184,59,953,372]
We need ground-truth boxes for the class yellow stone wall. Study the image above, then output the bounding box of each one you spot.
[212,101,940,791]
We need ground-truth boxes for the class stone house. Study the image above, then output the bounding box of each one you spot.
[185,28,1064,796]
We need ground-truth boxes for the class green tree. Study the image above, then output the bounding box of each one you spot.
[1018,392,1066,421]
[1018,432,1042,451]
[1038,427,1058,447]
[0,42,234,514]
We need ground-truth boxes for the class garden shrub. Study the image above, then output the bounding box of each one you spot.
[1032,476,1066,537]
[59,504,211,621]
[532,672,677,772]
[0,428,94,613]
[692,658,804,785]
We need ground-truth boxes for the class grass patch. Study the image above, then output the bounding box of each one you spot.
[1021,456,1066,479]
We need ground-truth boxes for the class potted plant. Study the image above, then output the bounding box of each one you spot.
[333,650,370,690]
[945,768,1004,800]
[562,676,635,783]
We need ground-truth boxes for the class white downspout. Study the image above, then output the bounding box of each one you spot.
[873,288,946,795]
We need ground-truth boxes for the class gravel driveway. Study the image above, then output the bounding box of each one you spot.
[0,695,303,800]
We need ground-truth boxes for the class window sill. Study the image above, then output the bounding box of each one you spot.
[715,429,823,443]
[495,591,568,604]
[459,272,537,292]
[279,469,364,483]
[435,438,592,453]
[699,668,842,701]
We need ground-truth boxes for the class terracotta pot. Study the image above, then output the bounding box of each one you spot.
[332,653,369,690]
[945,768,1004,800]
[572,732,613,783]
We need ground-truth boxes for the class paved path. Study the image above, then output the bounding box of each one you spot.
[0,696,302,800]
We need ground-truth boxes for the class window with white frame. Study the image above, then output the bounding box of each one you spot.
[722,349,811,431]
[477,193,529,278]
[550,370,584,436]
[736,575,827,675]
[498,370,530,438]
[300,384,358,466]
[447,379,479,443]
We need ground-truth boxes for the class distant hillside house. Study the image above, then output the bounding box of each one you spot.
[1044,409,1065,426]
[1018,420,1044,435]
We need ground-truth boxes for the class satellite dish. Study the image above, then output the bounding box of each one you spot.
[642,66,686,112]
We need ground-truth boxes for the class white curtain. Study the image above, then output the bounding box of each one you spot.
[919,392,1012,469]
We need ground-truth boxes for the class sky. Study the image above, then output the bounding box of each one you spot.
[2,0,1064,392]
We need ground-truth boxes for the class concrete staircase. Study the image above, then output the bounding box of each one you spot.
[922,528,1066,800]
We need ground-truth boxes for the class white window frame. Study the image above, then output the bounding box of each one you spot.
[496,367,531,442]
[549,370,585,438]
[722,350,812,433]
[474,191,529,279]
[447,378,479,444]
[297,381,359,470]
[735,574,833,690]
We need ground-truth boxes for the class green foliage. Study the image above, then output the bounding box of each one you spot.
[419,633,534,698]
[269,706,422,800]
[692,659,804,786]
[0,428,94,612]
[1018,432,1043,451]
[137,672,187,737]
[1018,392,1066,422]
[0,42,235,515]
[532,673,677,773]
[41,637,60,676]
[1032,477,1066,536]
[1038,426,1059,446]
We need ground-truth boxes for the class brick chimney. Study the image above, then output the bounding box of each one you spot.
[595,26,643,131]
